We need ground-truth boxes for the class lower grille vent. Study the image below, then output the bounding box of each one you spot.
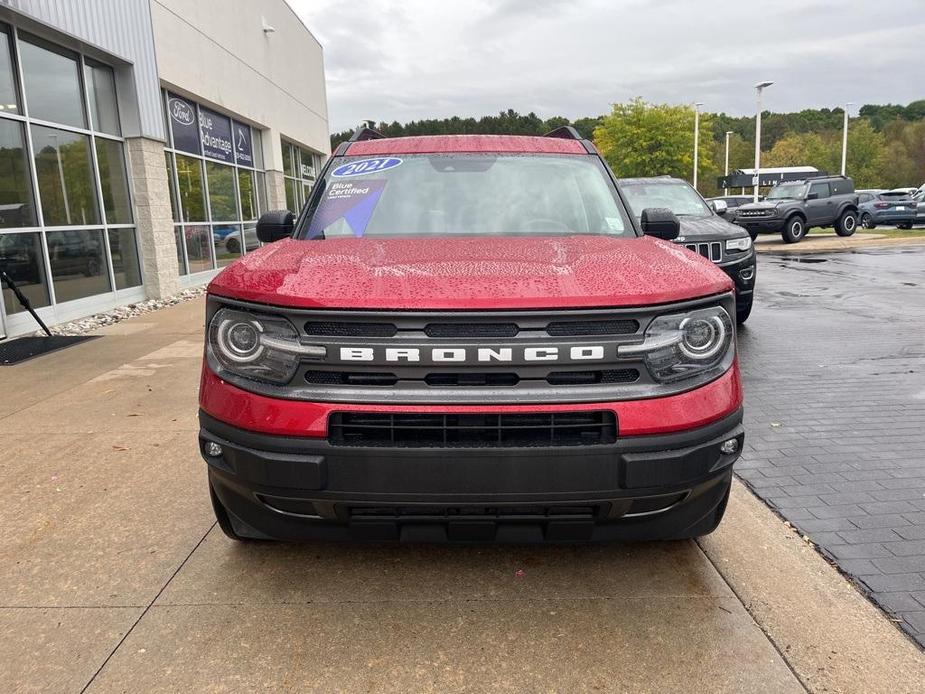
[547,369,639,385]
[329,411,617,448]
[304,321,397,337]
[546,319,638,336]
[305,371,398,386]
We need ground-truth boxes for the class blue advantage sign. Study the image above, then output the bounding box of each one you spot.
[199,106,233,163]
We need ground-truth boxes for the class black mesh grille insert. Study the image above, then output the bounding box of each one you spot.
[305,371,398,386]
[546,369,639,386]
[329,411,616,448]
[424,373,519,387]
[424,323,519,338]
[304,321,397,337]
[546,319,638,336]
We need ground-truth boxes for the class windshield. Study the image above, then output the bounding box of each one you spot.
[767,183,807,200]
[619,180,711,218]
[297,154,633,239]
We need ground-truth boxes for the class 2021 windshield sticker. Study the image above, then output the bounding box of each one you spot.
[307,180,387,238]
[331,157,402,178]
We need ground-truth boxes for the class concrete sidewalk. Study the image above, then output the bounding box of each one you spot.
[1,299,921,692]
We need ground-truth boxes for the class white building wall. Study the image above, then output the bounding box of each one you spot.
[151,0,330,170]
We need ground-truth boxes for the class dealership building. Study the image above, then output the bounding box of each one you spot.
[0,0,329,339]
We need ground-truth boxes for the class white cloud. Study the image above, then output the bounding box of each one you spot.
[289,0,925,132]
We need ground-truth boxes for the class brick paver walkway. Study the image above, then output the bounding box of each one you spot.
[737,247,925,646]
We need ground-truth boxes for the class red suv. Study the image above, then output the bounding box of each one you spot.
[199,127,744,543]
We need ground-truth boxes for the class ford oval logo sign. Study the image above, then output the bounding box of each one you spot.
[331,157,403,178]
[168,97,195,126]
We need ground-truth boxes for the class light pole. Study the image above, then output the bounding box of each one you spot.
[840,102,854,176]
[724,130,733,196]
[693,102,704,191]
[753,81,774,202]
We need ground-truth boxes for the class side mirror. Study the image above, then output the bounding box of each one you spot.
[806,192,819,200]
[710,199,728,215]
[256,210,295,243]
[640,207,680,240]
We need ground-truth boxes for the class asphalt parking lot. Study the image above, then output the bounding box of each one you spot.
[2,245,924,692]
[738,246,925,646]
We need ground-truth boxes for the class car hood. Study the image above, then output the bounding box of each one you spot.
[208,235,732,310]
[674,215,749,241]
[737,201,781,212]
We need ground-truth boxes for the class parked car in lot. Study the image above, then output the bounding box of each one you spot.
[735,175,859,243]
[858,190,918,229]
[913,189,925,226]
[620,178,756,323]
[705,195,755,223]
[198,127,745,544]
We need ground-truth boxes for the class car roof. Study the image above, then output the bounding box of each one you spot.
[345,134,587,156]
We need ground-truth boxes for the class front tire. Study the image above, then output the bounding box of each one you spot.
[835,210,858,237]
[781,216,807,243]
[897,222,913,230]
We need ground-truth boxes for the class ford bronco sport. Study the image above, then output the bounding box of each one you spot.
[735,175,859,243]
[199,127,744,543]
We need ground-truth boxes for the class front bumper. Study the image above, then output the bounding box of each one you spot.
[200,407,744,543]
[719,251,756,311]
[737,217,781,233]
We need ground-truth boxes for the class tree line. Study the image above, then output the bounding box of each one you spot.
[331,99,925,194]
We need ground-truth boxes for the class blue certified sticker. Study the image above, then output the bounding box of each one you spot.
[331,157,402,177]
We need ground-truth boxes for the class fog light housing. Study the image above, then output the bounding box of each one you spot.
[720,438,739,455]
[739,266,755,281]
[205,441,223,457]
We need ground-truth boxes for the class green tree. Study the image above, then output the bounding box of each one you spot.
[593,98,713,185]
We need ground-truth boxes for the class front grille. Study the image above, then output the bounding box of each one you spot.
[425,323,519,338]
[684,242,722,263]
[546,319,638,336]
[304,321,397,337]
[738,209,771,218]
[347,504,601,520]
[328,411,617,448]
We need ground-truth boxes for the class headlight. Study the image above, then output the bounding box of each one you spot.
[208,308,323,384]
[618,306,734,383]
[725,236,752,252]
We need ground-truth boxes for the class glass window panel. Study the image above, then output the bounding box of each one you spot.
[206,161,237,221]
[18,35,86,128]
[243,222,259,252]
[238,168,256,220]
[255,172,267,215]
[95,139,132,224]
[299,148,316,181]
[0,232,49,313]
[108,228,141,289]
[282,141,295,177]
[302,182,313,206]
[284,178,296,212]
[0,119,37,228]
[174,226,186,275]
[31,125,99,226]
[165,152,179,222]
[46,228,110,302]
[0,25,20,115]
[84,60,120,135]
[213,223,242,266]
[252,129,264,169]
[183,224,212,273]
[175,154,206,222]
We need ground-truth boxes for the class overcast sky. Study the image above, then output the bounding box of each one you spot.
[290,0,924,133]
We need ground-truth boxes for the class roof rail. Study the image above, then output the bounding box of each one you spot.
[349,124,385,142]
[543,125,582,140]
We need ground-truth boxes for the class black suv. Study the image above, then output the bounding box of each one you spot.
[618,177,756,323]
[735,175,859,243]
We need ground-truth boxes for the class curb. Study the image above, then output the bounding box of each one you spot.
[699,478,925,694]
